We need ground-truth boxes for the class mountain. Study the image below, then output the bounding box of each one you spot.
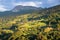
[11,5,42,12]
[39,5,60,14]
[0,5,60,40]
[0,5,60,17]
[0,5,43,17]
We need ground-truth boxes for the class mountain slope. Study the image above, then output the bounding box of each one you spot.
[0,5,60,40]
[11,5,42,12]
[0,5,60,17]
[0,5,43,17]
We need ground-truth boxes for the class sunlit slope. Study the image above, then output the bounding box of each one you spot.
[0,5,60,40]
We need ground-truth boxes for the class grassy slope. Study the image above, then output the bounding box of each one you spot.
[0,5,60,40]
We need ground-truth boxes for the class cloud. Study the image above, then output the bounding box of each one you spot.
[0,0,59,11]
[0,5,7,12]
[13,2,43,7]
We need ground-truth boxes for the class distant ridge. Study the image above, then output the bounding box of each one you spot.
[11,5,42,12]
[0,5,60,17]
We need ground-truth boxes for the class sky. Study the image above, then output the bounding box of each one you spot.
[0,0,60,12]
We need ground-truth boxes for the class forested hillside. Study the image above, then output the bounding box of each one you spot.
[0,5,60,40]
